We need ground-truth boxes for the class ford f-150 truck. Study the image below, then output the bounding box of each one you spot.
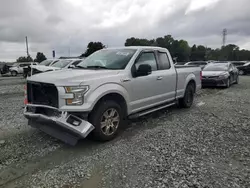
[24,46,201,145]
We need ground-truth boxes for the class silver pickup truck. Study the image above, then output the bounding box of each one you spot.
[24,46,201,145]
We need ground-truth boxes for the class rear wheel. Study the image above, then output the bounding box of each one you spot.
[239,70,245,75]
[89,100,124,141]
[179,83,195,108]
[11,71,17,77]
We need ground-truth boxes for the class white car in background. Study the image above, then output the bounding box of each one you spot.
[29,59,59,74]
[9,62,38,76]
[31,59,83,76]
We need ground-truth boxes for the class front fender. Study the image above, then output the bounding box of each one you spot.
[84,83,131,113]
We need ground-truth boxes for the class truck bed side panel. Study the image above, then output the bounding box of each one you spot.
[176,67,201,98]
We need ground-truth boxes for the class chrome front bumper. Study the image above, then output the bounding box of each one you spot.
[24,104,94,145]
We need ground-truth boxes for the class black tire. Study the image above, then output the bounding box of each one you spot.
[11,71,17,77]
[235,76,239,84]
[226,78,230,88]
[89,100,124,141]
[239,70,245,75]
[179,83,195,108]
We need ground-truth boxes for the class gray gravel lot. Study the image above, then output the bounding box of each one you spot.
[0,76,249,188]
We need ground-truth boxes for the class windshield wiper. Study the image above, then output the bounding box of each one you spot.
[86,65,108,69]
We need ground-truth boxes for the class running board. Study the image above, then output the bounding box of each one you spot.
[128,102,176,119]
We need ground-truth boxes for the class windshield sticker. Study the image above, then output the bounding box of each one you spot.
[116,52,130,56]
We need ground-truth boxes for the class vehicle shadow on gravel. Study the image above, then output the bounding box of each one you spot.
[59,105,180,152]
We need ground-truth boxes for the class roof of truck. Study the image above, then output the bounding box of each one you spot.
[105,46,167,50]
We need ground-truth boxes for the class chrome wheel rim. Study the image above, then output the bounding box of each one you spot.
[100,108,120,136]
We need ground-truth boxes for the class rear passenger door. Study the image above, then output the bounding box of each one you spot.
[156,51,177,101]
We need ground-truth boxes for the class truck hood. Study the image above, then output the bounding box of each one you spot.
[202,71,228,76]
[31,65,61,71]
[28,69,120,86]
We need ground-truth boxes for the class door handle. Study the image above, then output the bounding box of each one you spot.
[157,76,163,80]
[121,78,131,82]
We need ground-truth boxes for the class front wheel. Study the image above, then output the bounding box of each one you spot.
[226,78,230,88]
[89,100,124,141]
[179,83,195,108]
[11,71,17,77]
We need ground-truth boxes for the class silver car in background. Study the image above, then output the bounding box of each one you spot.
[202,62,239,88]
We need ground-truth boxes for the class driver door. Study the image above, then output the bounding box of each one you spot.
[129,51,168,113]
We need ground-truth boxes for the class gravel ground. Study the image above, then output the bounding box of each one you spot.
[0,76,249,188]
[0,76,25,95]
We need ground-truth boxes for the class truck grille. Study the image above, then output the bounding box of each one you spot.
[27,81,58,108]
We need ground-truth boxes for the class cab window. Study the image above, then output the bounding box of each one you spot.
[157,52,171,70]
[135,52,158,71]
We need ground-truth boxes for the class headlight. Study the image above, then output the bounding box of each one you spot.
[219,74,228,78]
[64,86,89,105]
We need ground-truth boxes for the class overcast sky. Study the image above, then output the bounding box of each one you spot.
[0,0,250,61]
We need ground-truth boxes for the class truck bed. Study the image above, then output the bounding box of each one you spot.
[175,66,201,98]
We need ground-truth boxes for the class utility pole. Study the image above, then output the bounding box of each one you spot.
[68,47,71,57]
[25,36,30,56]
[222,29,227,48]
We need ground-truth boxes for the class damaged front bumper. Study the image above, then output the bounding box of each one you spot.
[24,104,95,145]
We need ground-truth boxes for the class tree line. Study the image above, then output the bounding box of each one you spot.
[124,35,250,62]
[16,35,250,63]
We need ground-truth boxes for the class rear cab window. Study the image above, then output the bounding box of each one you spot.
[157,51,171,70]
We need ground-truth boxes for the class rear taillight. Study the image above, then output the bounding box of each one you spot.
[200,71,202,80]
[24,84,28,105]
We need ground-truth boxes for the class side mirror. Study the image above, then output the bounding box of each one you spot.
[135,64,152,77]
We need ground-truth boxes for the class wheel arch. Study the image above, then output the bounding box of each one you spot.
[93,93,128,117]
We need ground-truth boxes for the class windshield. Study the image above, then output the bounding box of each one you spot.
[203,65,228,71]
[40,60,53,66]
[77,49,136,69]
[52,60,72,68]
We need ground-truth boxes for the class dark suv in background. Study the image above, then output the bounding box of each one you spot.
[237,62,250,75]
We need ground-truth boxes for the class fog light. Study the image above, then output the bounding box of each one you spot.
[66,115,82,126]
